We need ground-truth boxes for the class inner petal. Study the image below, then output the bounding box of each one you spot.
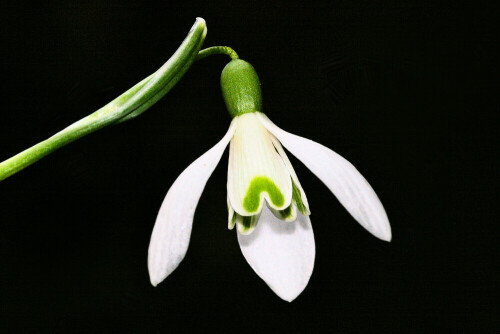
[243,176,285,212]
[227,113,292,216]
[269,202,298,222]
[227,196,236,230]
[235,211,261,235]
[270,135,310,215]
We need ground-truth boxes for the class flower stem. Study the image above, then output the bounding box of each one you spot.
[196,46,239,61]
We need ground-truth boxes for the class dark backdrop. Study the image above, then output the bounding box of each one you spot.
[0,0,497,332]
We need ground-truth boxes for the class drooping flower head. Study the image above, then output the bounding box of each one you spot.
[148,58,391,302]
[222,60,310,233]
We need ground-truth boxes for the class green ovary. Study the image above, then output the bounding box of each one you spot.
[243,176,285,212]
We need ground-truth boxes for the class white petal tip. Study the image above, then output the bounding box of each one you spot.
[376,234,392,242]
[148,265,167,287]
[274,288,305,302]
[384,232,392,242]
[380,231,392,242]
[370,225,392,242]
[149,274,164,287]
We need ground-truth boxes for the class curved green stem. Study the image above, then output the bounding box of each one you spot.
[196,46,239,61]
[0,18,207,182]
[119,46,239,123]
[0,19,241,182]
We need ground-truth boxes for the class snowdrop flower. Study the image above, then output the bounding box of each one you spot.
[148,59,391,302]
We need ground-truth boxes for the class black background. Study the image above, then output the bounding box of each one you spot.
[0,0,497,332]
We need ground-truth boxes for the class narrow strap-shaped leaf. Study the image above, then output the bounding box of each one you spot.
[119,44,238,123]
[117,30,207,123]
[0,18,206,181]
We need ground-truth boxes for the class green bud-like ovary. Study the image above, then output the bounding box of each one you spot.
[220,59,262,118]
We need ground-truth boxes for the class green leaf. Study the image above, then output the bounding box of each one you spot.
[0,18,207,182]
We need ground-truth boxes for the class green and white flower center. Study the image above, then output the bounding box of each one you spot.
[227,112,310,234]
[227,113,292,214]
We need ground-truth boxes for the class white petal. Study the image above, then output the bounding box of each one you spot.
[238,205,315,302]
[227,113,292,216]
[148,120,237,286]
[257,112,391,241]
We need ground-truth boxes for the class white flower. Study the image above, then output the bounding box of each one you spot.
[148,110,391,302]
[148,59,391,302]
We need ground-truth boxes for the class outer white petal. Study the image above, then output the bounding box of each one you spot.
[238,205,315,302]
[148,120,237,286]
[227,113,292,216]
[257,112,391,241]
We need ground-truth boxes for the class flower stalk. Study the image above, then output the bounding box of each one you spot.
[0,18,238,182]
[196,46,239,61]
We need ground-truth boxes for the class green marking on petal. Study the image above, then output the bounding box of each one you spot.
[243,176,285,212]
[235,212,261,235]
[227,199,236,229]
[227,212,236,230]
[280,206,293,219]
[241,216,253,229]
[292,181,310,215]
[229,214,237,229]
[269,203,297,222]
